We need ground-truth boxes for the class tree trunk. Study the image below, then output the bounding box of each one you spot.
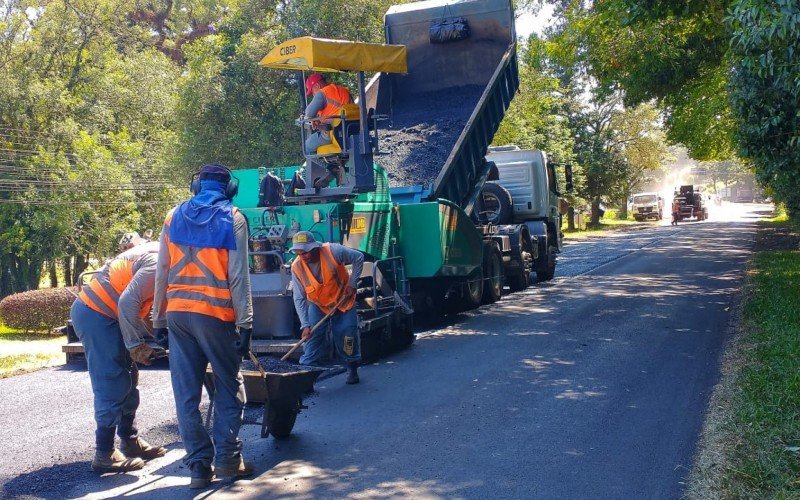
[74,254,89,282]
[26,260,41,290]
[619,199,628,219]
[49,261,58,288]
[0,255,12,298]
[567,206,576,231]
[590,198,602,226]
[63,257,72,286]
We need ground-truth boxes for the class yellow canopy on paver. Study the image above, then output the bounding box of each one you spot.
[260,36,407,74]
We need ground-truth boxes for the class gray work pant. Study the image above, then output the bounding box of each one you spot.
[166,311,245,469]
[70,299,139,452]
[305,130,332,154]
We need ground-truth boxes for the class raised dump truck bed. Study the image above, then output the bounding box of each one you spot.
[367,0,519,212]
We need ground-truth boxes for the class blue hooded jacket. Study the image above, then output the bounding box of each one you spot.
[169,180,236,250]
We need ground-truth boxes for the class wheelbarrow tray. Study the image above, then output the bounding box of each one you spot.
[205,364,323,439]
[241,368,322,404]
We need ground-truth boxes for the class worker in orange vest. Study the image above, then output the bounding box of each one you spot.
[303,73,353,188]
[152,163,254,489]
[290,231,364,384]
[303,73,353,155]
[70,236,167,473]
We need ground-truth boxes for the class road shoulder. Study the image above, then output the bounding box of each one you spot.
[688,219,800,498]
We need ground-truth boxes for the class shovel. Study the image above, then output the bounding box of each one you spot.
[281,293,350,361]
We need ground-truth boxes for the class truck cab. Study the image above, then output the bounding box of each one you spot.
[483,146,567,281]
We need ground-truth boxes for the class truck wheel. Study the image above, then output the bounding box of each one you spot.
[506,272,529,292]
[536,247,556,282]
[478,182,513,225]
[463,268,484,310]
[482,242,503,303]
[268,402,299,439]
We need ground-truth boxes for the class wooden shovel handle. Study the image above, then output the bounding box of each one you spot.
[280,292,351,362]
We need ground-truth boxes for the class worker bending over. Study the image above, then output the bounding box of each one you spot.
[290,231,364,384]
[153,163,254,489]
[70,236,167,473]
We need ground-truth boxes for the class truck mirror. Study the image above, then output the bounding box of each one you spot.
[564,163,574,193]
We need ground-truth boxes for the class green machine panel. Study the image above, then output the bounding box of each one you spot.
[397,200,482,279]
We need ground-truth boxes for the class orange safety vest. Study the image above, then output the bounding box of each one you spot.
[318,84,353,123]
[162,208,236,322]
[292,244,356,315]
[78,242,159,319]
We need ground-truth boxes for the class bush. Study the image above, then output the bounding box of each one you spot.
[0,287,77,333]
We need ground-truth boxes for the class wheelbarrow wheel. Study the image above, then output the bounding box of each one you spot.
[268,401,300,439]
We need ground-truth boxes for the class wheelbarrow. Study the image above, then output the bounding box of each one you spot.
[204,353,324,439]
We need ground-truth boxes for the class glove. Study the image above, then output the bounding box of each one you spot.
[235,327,253,358]
[129,343,155,366]
[153,327,169,349]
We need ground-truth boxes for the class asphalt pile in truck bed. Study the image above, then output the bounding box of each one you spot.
[377,85,484,188]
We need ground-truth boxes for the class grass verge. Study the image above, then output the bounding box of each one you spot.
[689,219,800,498]
[0,324,65,378]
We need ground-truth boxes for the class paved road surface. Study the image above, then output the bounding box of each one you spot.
[0,203,768,499]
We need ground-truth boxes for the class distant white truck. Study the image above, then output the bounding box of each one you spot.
[631,192,664,222]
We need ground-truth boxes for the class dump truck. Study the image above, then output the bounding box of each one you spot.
[236,0,568,361]
[674,185,708,222]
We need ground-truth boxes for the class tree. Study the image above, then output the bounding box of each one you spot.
[610,102,670,216]
[728,0,800,215]
[550,0,800,217]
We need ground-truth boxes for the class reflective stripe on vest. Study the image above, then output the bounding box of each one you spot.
[163,209,236,322]
[319,84,352,121]
[292,244,356,314]
[78,243,158,319]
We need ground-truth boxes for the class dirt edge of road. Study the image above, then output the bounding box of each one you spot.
[687,220,800,499]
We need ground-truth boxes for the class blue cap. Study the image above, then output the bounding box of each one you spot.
[199,163,231,181]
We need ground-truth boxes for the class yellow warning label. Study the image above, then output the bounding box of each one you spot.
[351,216,367,234]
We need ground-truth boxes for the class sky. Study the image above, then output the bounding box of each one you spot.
[516,3,556,39]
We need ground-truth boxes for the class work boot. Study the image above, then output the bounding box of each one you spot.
[346,362,360,385]
[215,456,254,478]
[120,437,167,461]
[91,449,144,473]
[189,463,215,489]
[334,164,346,186]
[314,169,336,189]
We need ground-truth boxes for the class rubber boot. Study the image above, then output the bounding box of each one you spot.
[120,437,167,461]
[91,449,145,473]
[189,463,215,489]
[215,456,254,478]
[346,362,360,385]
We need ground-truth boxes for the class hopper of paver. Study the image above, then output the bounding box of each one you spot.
[365,0,519,213]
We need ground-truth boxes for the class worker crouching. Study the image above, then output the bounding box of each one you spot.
[70,236,167,473]
[153,163,254,489]
[290,231,364,384]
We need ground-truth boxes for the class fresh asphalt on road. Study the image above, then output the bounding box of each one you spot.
[0,204,767,499]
